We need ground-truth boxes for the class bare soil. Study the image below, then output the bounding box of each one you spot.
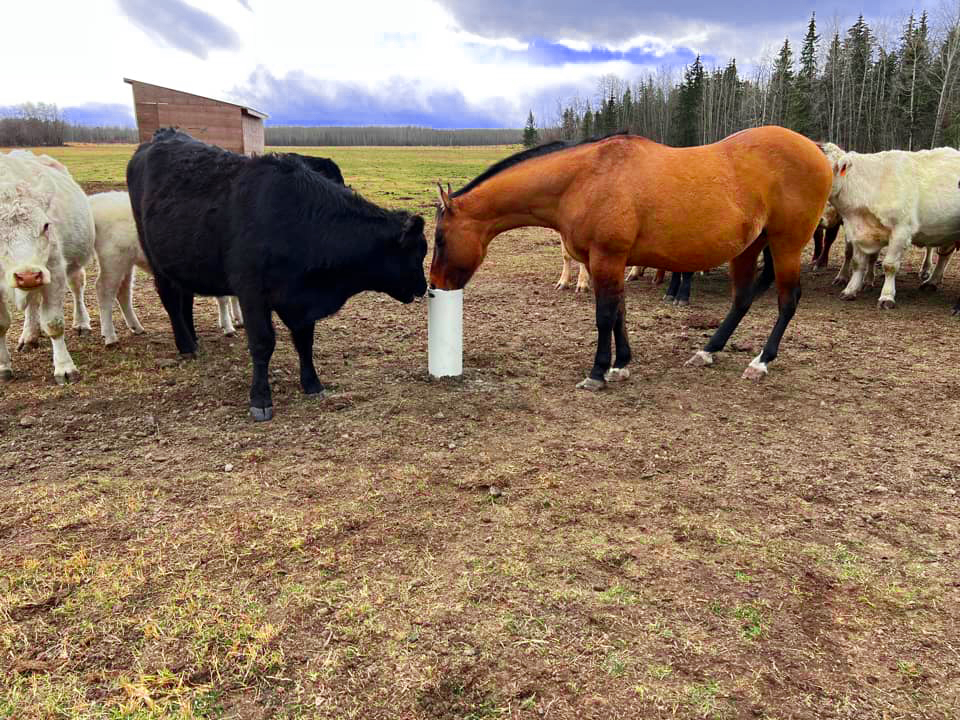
[2,221,959,719]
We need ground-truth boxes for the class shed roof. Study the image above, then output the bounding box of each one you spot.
[123,78,268,120]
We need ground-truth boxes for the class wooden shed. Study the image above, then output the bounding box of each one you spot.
[124,78,268,156]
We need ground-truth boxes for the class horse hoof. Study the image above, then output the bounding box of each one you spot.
[54,369,80,385]
[0,369,12,382]
[576,377,606,392]
[686,350,714,368]
[919,283,938,293]
[604,367,630,383]
[878,298,896,310]
[249,405,274,422]
[741,363,768,381]
[839,291,857,301]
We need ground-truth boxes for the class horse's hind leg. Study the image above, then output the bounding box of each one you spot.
[687,243,770,369]
[743,243,805,380]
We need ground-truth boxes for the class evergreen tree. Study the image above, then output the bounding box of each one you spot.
[677,55,706,145]
[770,39,795,128]
[581,104,594,140]
[522,110,539,148]
[791,13,820,137]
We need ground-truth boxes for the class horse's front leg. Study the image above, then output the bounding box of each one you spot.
[577,255,630,391]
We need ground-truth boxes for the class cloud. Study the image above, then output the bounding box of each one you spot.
[116,0,241,59]
[469,38,702,68]
[63,103,136,127]
[234,67,521,128]
[433,1,930,46]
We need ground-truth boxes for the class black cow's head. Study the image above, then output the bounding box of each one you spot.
[382,214,428,303]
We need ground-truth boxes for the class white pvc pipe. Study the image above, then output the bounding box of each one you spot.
[428,288,463,377]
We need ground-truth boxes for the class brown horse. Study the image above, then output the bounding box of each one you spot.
[430,126,833,389]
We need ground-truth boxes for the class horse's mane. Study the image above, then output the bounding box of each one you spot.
[452,131,630,198]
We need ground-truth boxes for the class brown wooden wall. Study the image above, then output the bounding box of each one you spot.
[128,80,263,155]
[241,113,265,155]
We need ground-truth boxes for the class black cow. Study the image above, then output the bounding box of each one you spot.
[286,154,346,186]
[127,128,427,421]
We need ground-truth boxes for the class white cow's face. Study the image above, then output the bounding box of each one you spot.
[0,184,54,290]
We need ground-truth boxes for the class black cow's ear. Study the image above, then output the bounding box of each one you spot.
[401,215,425,246]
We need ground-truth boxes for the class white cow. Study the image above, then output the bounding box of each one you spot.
[88,191,243,346]
[0,151,94,383]
[822,143,960,309]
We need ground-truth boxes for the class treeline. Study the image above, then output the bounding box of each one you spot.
[552,10,960,152]
[266,125,522,146]
[0,103,137,146]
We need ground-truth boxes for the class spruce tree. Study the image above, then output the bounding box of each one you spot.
[770,39,795,128]
[791,13,820,137]
[522,110,539,148]
[677,55,706,146]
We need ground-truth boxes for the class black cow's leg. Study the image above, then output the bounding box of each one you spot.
[281,315,323,395]
[155,275,197,356]
[241,298,276,421]
[664,272,681,303]
[185,293,198,343]
[676,272,693,306]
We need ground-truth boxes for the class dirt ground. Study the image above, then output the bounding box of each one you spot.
[2,215,959,718]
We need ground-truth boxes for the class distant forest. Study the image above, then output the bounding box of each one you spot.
[265,126,523,146]
[3,8,960,151]
[546,10,960,152]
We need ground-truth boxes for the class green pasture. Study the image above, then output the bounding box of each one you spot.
[1,144,520,208]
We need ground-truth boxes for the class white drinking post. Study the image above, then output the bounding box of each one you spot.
[428,288,463,377]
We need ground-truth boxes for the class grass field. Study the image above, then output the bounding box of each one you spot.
[1,143,960,719]
[0,144,519,209]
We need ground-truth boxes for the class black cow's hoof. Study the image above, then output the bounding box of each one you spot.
[178,352,197,361]
[250,405,274,422]
[674,299,689,307]
[0,369,12,382]
[663,295,675,303]
[303,382,327,396]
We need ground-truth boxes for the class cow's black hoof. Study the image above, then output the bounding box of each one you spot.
[303,382,327,396]
[178,352,197,361]
[250,405,274,422]
[663,294,675,303]
[674,298,689,307]
[0,369,12,382]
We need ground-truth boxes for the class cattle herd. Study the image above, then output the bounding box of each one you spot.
[1,127,959,420]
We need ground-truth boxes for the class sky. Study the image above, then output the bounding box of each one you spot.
[0,0,944,129]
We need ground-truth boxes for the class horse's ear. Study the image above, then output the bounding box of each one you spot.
[437,180,453,213]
